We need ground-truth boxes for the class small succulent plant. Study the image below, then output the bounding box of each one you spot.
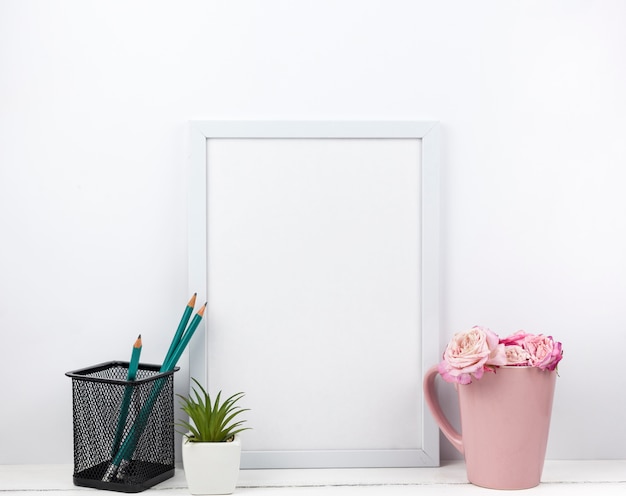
[176,378,250,442]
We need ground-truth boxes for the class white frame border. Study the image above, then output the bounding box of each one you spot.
[188,120,441,468]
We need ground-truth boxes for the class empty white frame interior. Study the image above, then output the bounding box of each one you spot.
[188,121,440,468]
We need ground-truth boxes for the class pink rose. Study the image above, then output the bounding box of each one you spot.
[438,326,507,384]
[500,330,564,369]
[523,334,563,370]
[504,344,531,366]
[522,334,563,371]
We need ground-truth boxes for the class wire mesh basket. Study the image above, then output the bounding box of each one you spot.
[66,361,179,493]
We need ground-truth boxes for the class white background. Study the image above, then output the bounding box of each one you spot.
[1,0,625,464]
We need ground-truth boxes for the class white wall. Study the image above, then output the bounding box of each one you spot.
[1,0,625,464]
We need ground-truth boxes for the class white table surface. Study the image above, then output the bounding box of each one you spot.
[0,461,625,495]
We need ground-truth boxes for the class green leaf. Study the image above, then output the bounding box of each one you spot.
[177,378,251,442]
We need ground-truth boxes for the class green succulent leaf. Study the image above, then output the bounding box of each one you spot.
[175,378,251,442]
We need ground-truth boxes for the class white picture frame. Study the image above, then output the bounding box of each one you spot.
[188,121,440,468]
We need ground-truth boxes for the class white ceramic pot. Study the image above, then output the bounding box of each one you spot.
[182,434,242,495]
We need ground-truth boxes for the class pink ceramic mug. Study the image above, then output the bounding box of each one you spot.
[423,365,557,490]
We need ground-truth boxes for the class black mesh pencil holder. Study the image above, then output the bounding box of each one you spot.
[66,362,179,493]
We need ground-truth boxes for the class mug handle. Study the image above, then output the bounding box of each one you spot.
[423,365,464,454]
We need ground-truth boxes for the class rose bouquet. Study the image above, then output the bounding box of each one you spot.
[438,326,563,385]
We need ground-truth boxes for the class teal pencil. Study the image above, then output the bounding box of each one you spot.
[104,304,207,481]
[162,302,207,371]
[163,294,196,367]
[128,334,142,378]
[111,335,142,456]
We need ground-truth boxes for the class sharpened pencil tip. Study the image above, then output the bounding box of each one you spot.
[188,293,197,307]
[197,302,207,317]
